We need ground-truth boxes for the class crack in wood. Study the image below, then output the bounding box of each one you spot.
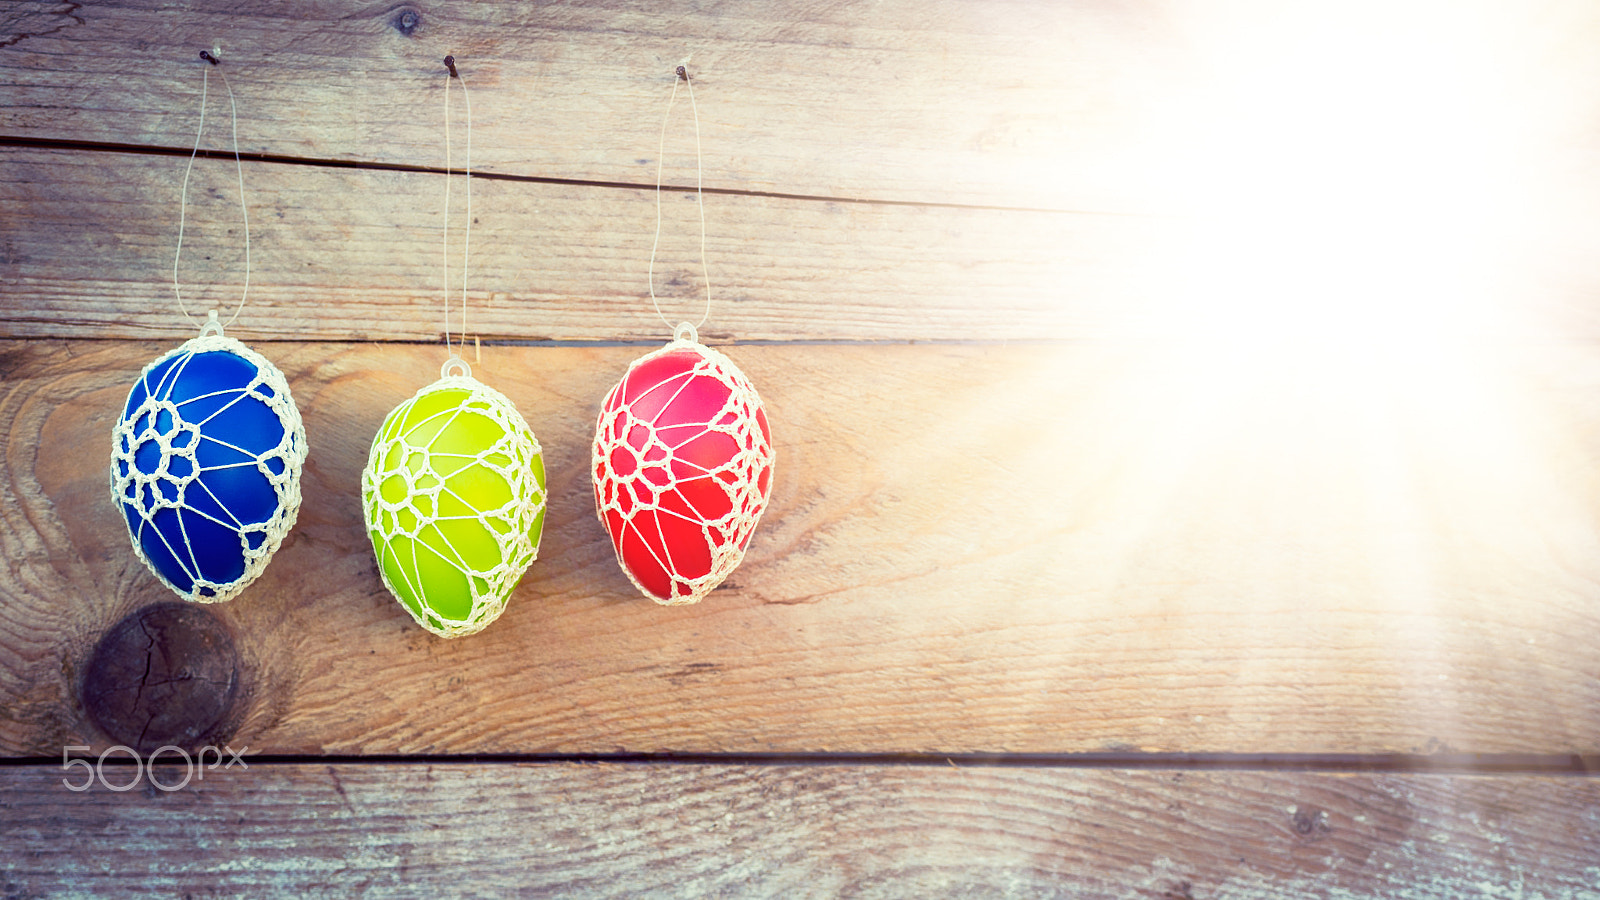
[0,135,1134,217]
[0,1,83,51]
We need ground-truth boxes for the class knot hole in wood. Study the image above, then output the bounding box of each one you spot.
[1290,804,1332,841]
[391,6,422,37]
[80,602,244,754]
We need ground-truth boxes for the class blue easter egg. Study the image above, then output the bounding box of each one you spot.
[110,335,306,602]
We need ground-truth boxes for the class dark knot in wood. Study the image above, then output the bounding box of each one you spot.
[393,7,422,36]
[81,603,241,753]
[1290,804,1331,840]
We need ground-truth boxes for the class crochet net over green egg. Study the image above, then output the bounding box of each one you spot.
[362,376,545,637]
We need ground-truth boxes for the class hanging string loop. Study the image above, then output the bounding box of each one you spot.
[647,60,712,340]
[441,54,474,378]
[173,49,251,335]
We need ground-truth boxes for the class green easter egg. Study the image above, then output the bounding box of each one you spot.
[361,375,546,637]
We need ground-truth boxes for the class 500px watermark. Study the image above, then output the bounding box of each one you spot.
[61,745,249,792]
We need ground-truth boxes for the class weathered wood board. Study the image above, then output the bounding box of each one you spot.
[5,339,1600,757]
[4,0,1598,217]
[4,763,1598,898]
[1,145,1597,343]
[0,147,1175,343]
[6,0,1600,893]
[6,1,1600,340]
[0,0,1219,211]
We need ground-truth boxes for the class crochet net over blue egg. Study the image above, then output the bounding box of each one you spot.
[111,335,305,602]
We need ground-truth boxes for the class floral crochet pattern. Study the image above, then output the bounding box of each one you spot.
[593,339,774,605]
[110,334,306,603]
[363,375,545,637]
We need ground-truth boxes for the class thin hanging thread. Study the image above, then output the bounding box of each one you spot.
[647,62,711,335]
[173,50,251,332]
[442,55,472,365]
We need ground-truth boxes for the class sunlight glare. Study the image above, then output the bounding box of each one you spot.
[1155,2,1541,356]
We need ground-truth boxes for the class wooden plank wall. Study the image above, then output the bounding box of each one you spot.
[3,1,1600,895]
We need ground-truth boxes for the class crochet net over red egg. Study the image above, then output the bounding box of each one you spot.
[592,339,774,605]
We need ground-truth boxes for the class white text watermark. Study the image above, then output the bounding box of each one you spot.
[62,744,248,791]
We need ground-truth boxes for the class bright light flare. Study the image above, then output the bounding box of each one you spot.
[1049,4,1600,657]
[1145,1,1581,351]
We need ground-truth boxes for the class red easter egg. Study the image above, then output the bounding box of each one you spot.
[592,340,775,605]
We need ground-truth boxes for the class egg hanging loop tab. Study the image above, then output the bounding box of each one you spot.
[673,321,699,345]
[441,354,472,379]
[198,308,224,338]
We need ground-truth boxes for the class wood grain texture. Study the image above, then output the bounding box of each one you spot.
[4,339,1600,757]
[0,147,1172,343]
[9,2,1600,892]
[0,0,1196,211]
[7,3,1600,342]
[4,0,1597,218]
[3,143,1592,343]
[3,763,1598,898]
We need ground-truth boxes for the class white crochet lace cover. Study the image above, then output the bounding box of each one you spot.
[109,334,306,603]
[592,338,775,605]
[362,374,545,638]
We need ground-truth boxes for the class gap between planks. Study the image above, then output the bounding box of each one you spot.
[4,751,1599,777]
